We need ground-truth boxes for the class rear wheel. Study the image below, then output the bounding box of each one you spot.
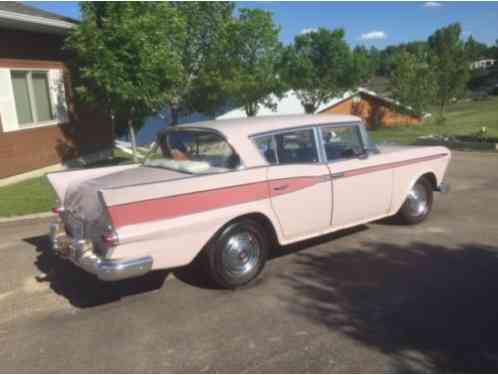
[205,220,268,289]
[397,177,433,225]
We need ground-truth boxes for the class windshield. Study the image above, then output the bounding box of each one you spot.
[144,129,242,174]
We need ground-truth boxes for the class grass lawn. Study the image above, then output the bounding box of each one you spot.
[0,149,133,218]
[0,176,57,217]
[369,96,498,145]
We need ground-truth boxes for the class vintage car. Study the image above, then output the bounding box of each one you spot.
[48,114,450,288]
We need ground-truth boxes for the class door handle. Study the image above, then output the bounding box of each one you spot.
[273,184,289,191]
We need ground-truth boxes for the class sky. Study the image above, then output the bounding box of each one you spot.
[27,1,498,48]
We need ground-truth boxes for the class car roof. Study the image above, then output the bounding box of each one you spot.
[176,114,361,140]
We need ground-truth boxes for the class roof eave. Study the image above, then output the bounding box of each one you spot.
[0,9,76,35]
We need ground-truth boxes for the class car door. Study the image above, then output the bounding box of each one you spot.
[254,128,332,240]
[320,123,392,228]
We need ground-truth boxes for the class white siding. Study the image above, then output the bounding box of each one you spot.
[48,68,68,124]
[0,68,19,131]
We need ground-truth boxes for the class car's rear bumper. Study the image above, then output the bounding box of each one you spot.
[49,218,153,281]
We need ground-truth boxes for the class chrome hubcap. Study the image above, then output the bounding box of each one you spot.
[222,231,260,277]
[406,183,428,217]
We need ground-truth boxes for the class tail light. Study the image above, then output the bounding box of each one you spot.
[102,229,119,247]
[52,206,64,214]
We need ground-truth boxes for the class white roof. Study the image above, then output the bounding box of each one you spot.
[216,90,356,120]
[215,87,425,121]
[177,113,361,168]
[178,113,360,140]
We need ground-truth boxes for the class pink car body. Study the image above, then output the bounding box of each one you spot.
[48,114,450,283]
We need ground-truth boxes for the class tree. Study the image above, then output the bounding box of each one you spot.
[170,2,235,123]
[66,3,185,160]
[223,8,283,117]
[428,23,469,118]
[389,51,437,116]
[280,28,357,114]
[352,45,375,83]
[464,36,488,62]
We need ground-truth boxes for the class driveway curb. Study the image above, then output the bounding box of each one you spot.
[0,212,53,223]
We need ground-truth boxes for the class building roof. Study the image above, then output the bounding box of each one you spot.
[178,113,361,140]
[216,87,423,121]
[0,2,76,35]
[319,88,426,118]
[216,90,354,120]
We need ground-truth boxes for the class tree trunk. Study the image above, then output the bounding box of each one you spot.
[304,102,316,114]
[128,119,138,163]
[170,101,179,126]
[244,103,258,117]
[438,99,446,123]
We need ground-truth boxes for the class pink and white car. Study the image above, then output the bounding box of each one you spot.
[48,114,450,288]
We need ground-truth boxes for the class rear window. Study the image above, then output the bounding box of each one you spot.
[144,129,241,174]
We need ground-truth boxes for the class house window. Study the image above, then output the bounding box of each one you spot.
[11,70,54,127]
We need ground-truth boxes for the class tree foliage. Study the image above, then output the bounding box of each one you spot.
[223,8,283,117]
[428,23,469,118]
[352,45,377,83]
[280,28,357,114]
[464,36,489,62]
[376,41,430,77]
[66,2,185,158]
[389,51,436,116]
[171,2,235,121]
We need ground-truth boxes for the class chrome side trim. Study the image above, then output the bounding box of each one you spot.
[331,172,345,179]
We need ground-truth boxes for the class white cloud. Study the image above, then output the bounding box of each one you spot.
[300,28,317,35]
[423,2,442,7]
[360,30,387,40]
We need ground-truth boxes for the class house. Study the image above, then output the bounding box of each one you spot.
[0,2,114,182]
[319,88,424,128]
[217,89,425,129]
[470,59,496,71]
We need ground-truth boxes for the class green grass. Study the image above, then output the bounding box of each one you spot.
[370,96,498,145]
[0,176,56,217]
[0,148,134,218]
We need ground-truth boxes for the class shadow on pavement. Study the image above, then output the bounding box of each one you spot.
[279,240,498,372]
[25,235,170,308]
[23,225,370,307]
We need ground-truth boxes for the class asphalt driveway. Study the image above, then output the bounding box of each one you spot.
[1,150,498,372]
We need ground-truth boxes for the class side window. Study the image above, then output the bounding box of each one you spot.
[254,136,277,164]
[321,125,364,161]
[275,129,319,164]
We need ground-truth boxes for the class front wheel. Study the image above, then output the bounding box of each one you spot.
[205,220,268,289]
[396,177,434,225]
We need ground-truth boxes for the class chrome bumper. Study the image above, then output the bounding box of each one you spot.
[49,219,153,281]
[436,182,450,193]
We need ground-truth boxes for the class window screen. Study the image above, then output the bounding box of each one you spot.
[11,71,34,125]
